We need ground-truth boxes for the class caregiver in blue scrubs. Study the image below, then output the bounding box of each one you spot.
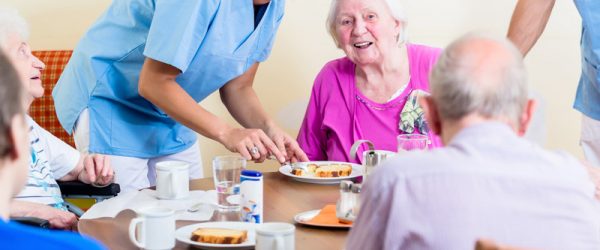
[52,0,308,192]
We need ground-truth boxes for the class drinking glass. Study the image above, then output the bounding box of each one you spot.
[212,156,246,211]
[397,134,429,153]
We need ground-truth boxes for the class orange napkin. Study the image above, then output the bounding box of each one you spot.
[307,204,353,226]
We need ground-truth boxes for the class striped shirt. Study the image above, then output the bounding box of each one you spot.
[14,116,80,210]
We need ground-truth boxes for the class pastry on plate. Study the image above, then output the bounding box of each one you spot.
[190,228,247,244]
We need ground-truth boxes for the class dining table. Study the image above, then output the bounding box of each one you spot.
[78,172,350,250]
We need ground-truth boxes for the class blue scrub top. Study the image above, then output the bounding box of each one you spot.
[574,0,600,120]
[53,0,285,158]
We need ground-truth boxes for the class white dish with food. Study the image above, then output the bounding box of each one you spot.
[278,161,362,185]
[175,221,256,249]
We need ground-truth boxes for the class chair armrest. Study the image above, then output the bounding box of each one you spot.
[57,181,120,197]
[11,217,50,229]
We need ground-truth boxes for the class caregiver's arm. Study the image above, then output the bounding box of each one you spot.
[138,58,285,162]
[219,63,308,163]
[507,0,556,56]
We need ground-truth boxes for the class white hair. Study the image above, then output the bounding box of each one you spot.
[0,7,29,48]
[430,32,528,124]
[326,0,408,48]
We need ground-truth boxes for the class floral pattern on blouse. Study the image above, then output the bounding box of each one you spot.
[399,89,430,135]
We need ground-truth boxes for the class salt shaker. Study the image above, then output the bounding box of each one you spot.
[240,170,263,223]
[336,180,355,223]
[350,183,362,217]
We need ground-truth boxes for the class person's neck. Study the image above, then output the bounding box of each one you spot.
[253,0,270,5]
[440,115,517,145]
[355,46,408,102]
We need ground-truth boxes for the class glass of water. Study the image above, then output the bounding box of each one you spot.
[212,156,246,211]
[397,134,429,153]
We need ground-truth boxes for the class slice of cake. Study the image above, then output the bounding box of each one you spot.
[191,228,248,244]
[314,164,352,177]
[290,164,319,176]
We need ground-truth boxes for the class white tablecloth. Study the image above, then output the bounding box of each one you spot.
[81,189,217,221]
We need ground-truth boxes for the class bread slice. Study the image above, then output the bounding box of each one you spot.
[191,228,247,244]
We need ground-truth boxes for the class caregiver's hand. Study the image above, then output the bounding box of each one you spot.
[220,127,285,163]
[266,125,309,163]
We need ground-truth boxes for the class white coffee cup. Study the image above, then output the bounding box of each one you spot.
[156,161,189,199]
[255,222,295,250]
[129,207,175,250]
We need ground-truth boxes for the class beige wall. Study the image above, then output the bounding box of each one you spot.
[2,0,583,176]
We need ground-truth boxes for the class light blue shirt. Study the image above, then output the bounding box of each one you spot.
[574,0,600,120]
[347,122,600,250]
[53,0,285,157]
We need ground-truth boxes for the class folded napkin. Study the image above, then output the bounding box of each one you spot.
[81,189,217,221]
[307,204,352,226]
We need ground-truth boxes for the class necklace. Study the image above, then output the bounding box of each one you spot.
[355,94,407,111]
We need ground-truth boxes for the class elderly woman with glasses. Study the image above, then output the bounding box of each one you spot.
[297,0,442,163]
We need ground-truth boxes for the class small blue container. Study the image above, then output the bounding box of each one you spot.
[240,170,263,223]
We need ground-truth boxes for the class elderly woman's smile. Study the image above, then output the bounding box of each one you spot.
[353,41,373,49]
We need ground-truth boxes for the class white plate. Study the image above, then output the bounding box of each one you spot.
[294,209,352,229]
[278,161,362,185]
[175,221,256,249]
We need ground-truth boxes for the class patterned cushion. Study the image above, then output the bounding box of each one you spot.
[30,50,74,147]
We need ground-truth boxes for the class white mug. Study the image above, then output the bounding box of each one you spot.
[156,161,189,199]
[128,207,175,250]
[255,222,295,250]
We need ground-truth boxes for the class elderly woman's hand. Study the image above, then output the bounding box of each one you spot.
[78,154,114,186]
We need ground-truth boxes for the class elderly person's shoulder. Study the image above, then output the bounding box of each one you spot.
[407,43,442,54]
[319,56,355,74]
[367,147,456,185]
[406,43,443,65]
[368,134,593,192]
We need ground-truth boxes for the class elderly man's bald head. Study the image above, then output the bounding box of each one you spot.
[430,33,528,124]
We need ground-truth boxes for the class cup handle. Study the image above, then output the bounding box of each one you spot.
[350,140,375,160]
[275,235,285,250]
[128,217,146,249]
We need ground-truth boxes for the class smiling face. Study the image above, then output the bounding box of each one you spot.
[1,32,45,106]
[333,0,403,66]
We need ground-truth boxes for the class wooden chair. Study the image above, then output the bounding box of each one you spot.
[30,50,75,147]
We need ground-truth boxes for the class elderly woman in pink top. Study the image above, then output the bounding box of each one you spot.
[297,0,442,163]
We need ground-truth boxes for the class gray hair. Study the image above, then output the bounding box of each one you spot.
[326,0,408,48]
[0,7,29,49]
[430,32,528,124]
